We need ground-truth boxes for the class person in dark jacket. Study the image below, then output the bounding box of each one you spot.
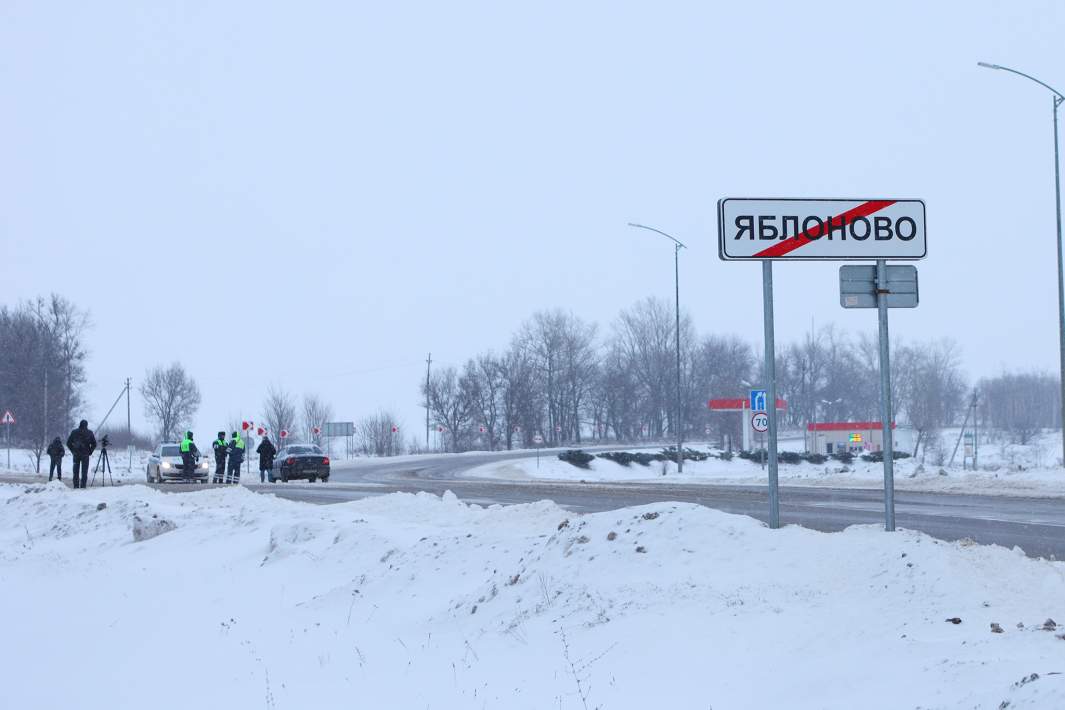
[256,436,277,483]
[66,420,97,489]
[211,431,228,484]
[46,437,65,482]
[226,431,245,484]
[180,431,199,479]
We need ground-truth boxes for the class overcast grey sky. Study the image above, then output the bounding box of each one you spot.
[2,1,1063,438]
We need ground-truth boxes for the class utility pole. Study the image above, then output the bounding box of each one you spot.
[978,61,1065,467]
[627,222,687,473]
[126,377,132,472]
[425,352,432,449]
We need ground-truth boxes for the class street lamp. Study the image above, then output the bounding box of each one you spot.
[810,398,842,453]
[628,222,687,472]
[978,61,1065,467]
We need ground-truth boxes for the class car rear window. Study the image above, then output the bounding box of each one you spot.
[286,446,316,455]
[161,445,180,457]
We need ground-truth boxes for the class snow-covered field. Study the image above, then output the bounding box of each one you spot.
[1,481,1063,709]
[470,433,1065,498]
[0,446,150,483]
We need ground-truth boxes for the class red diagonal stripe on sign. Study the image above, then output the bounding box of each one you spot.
[752,199,897,258]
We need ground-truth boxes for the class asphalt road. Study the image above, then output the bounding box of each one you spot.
[5,447,1063,559]
[247,449,1065,560]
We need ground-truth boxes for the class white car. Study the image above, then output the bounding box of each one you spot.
[146,443,210,484]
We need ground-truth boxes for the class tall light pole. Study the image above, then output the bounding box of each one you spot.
[628,222,687,472]
[978,61,1065,467]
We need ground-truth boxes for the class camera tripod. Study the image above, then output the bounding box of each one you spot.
[90,447,114,487]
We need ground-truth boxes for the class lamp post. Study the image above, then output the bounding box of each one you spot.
[811,398,842,454]
[628,222,687,472]
[978,61,1065,467]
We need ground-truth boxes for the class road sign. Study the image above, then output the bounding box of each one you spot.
[751,412,769,433]
[718,198,927,261]
[750,390,767,413]
[323,421,354,437]
[241,420,250,431]
[840,265,918,308]
[279,429,288,439]
[850,432,863,443]
[312,426,321,436]
[257,427,265,436]
[1,411,14,425]
[533,433,544,445]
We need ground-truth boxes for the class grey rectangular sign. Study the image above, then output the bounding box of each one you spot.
[323,421,355,437]
[839,265,918,308]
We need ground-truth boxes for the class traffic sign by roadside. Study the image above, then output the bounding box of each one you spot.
[750,390,767,413]
[1,411,14,425]
[840,265,918,308]
[751,413,769,433]
[533,433,544,445]
[718,198,926,261]
[280,429,288,439]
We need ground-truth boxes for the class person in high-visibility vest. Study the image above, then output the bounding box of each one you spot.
[226,431,246,484]
[211,431,228,484]
[180,431,199,480]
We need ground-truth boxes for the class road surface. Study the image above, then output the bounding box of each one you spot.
[4,448,1063,559]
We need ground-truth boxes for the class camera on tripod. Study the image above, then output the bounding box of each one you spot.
[100,434,111,451]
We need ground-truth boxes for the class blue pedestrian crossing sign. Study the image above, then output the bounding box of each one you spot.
[750,390,767,412]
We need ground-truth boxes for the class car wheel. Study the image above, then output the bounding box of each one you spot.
[146,467,152,483]
[321,476,329,483]
[268,474,275,483]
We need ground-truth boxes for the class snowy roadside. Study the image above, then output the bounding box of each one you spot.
[1,482,1063,709]
[468,451,1065,498]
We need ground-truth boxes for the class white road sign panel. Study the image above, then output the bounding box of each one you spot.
[1,411,14,425]
[751,413,769,433]
[718,198,926,261]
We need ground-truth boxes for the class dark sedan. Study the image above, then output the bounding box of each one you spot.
[269,445,330,483]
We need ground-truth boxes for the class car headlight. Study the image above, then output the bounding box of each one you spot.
[161,461,171,469]
[199,460,208,469]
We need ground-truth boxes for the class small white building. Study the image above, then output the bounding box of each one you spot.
[806,421,897,455]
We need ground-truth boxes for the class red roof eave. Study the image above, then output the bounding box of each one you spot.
[807,421,896,432]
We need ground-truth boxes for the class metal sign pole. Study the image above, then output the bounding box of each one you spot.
[876,258,896,531]
[762,261,780,529]
[5,423,9,469]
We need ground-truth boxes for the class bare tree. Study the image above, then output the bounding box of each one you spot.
[356,410,403,456]
[462,354,504,450]
[896,339,966,458]
[302,393,334,444]
[423,366,473,452]
[140,363,201,443]
[979,372,1060,444]
[263,385,298,443]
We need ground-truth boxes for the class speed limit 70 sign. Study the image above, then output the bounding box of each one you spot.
[751,413,769,433]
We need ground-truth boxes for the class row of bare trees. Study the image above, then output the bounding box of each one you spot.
[421,299,975,455]
[0,295,90,471]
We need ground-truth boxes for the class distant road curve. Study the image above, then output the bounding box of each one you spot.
[4,445,1063,559]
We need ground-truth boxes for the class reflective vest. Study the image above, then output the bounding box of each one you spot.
[180,437,192,453]
[233,435,245,450]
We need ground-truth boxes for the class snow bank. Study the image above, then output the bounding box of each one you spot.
[1,482,1063,708]
[470,447,1065,498]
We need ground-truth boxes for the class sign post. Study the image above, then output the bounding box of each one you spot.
[1,410,13,469]
[875,259,897,530]
[719,197,926,532]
